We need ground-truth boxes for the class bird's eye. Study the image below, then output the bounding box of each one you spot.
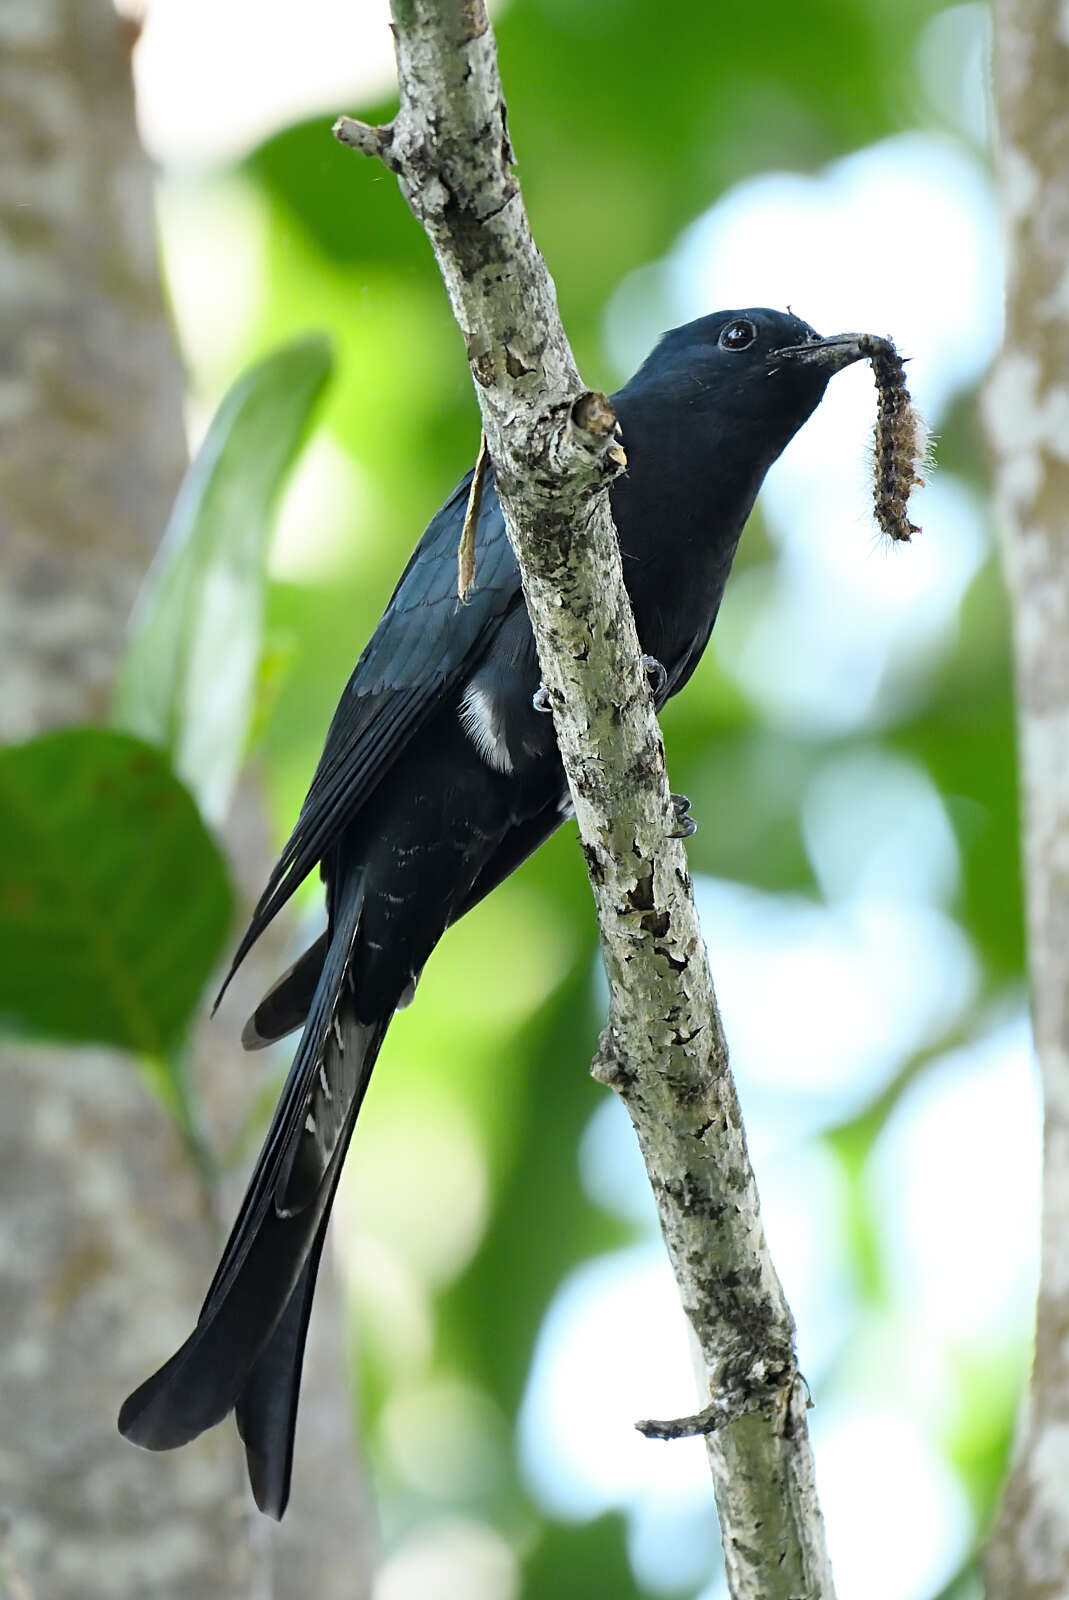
[719,319,756,351]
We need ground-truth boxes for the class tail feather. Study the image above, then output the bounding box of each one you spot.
[235,1206,331,1519]
[119,870,388,1465]
[242,933,328,1050]
[117,1171,336,1450]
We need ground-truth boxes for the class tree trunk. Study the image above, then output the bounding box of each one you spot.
[0,4,368,1594]
[984,2,1069,1595]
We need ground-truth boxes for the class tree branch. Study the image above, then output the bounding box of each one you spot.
[336,6,835,1594]
[984,3,1069,1593]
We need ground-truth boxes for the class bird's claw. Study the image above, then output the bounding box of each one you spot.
[642,654,668,700]
[536,656,666,713]
[669,792,697,838]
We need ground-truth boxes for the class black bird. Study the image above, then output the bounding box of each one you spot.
[119,309,866,1516]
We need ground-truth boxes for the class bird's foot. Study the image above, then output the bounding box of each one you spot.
[669,792,697,838]
[535,655,666,714]
[642,654,668,700]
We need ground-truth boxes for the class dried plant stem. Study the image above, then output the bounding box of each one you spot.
[457,431,489,600]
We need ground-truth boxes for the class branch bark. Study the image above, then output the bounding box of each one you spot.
[336,7,835,1595]
[984,4,1069,1595]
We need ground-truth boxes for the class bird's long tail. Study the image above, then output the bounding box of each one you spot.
[233,1203,332,1516]
[119,868,388,1518]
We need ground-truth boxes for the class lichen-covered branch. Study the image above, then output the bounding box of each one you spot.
[984,4,1069,1596]
[335,5,835,1594]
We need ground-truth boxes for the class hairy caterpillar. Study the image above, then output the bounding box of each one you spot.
[858,333,931,543]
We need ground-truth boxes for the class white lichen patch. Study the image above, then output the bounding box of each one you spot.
[1002,144,1041,224]
[1040,1117,1069,1302]
[1018,1424,1069,1579]
[986,352,1069,518]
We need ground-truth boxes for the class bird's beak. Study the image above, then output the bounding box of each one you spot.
[772,333,866,374]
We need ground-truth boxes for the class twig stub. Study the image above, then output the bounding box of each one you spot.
[637,1359,799,1440]
[333,116,395,167]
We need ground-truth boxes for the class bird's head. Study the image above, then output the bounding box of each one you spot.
[617,307,867,470]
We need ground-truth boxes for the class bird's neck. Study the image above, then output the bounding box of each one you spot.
[607,388,773,673]
[611,388,769,563]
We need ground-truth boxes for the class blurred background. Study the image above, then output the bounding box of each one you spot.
[4,1,1029,1596]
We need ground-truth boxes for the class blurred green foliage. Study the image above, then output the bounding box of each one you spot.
[0,729,231,1058]
[114,335,333,824]
[1,342,330,1173]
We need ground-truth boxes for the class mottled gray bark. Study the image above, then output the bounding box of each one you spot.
[336,5,835,1595]
[0,3,368,1594]
[984,3,1069,1596]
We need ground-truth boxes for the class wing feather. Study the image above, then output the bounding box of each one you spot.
[218,471,519,997]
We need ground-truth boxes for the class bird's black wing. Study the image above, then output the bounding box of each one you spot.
[219,471,519,994]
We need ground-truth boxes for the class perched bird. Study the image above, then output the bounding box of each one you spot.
[119,309,866,1516]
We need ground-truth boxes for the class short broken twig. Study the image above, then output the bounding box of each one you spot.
[637,1362,799,1440]
[332,115,394,164]
[638,1402,747,1440]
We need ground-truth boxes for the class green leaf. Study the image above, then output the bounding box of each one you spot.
[113,335,333,823]
[0,729,233,1057]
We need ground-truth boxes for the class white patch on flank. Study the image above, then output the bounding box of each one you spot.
[459,681,514,774]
